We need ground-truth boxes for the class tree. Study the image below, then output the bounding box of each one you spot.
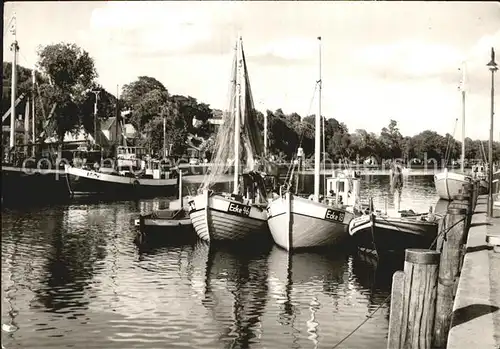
[36,42,97,142]
[121,76,168,131]
[379,119,403,159]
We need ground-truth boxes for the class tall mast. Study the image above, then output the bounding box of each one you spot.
[264,112,268,157]
[9,13,19,150]
[233,37,242,194]
[31,67,36,154]
[460,61,466,172]
[115,84,120,147]
[313,36,322,202]
[162,106,166,157]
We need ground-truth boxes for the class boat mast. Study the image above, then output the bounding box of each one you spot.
[460,61,466,173]
[9,13,19,150]
[116,84,120,148]
[313,36,322,202]
[163,107,166,157]
[31,68,36,155]
[233,37,242,194]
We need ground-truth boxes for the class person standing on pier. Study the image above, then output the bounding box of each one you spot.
[391,160,404,212]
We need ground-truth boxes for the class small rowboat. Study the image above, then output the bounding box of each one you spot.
[134,208,192,229]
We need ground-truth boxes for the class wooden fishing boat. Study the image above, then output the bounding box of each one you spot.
[135,208,192,229]
[134,171,193,234]
[2,16,70,205]
[65,146,178,198]
[267,37,360,251]
[188,37,270,243]
[348,211,439,256]
[434,62,472,201]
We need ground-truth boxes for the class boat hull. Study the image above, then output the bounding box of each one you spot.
[434,170,471,201]
[1,165,70,205]
[188,191,269,243]
[266,193,353,251]
[349,214,438,255]
[65,165,178,199]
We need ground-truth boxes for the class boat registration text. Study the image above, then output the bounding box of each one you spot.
[86,172,101,179]
[227,202,251,217]
[325,209,345,223]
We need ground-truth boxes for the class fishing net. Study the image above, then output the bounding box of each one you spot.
[199,40,264,193]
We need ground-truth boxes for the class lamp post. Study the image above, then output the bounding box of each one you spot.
[487,47,497,217]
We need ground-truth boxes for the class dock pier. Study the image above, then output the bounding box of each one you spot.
[387,181,500,349]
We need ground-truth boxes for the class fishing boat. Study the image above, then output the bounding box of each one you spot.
[350,168,439,256]
[65,145,178,198]
[348,210,439,256]
[188,36,270,242]
[434,62,472,200]
[266,37,360,251]
[134,171,193,234]
[2,15,70,205]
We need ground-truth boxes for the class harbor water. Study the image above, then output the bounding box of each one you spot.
[2,174,439,349]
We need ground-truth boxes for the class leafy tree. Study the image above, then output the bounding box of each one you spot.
[379,119,403,159]
[36,42,97,142]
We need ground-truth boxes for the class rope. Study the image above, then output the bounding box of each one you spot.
[282,82,318,191]
[444,118,458,167]
[330,210,465,348]
[331,293,391,348]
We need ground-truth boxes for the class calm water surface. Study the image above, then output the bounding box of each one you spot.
[2,175,439,349]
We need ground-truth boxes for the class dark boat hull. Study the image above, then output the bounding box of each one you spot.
[65,166,178,199]
[1,166,70,206]
[349,214,439,256]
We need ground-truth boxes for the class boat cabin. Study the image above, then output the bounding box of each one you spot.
[116,146,147,170]
[472,164,487,180]
[324,170,361,208]
[143,158,174,180]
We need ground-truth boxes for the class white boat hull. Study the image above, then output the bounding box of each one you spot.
[188,190,268,242]
[266,193,353,251]
[434,170,471,201]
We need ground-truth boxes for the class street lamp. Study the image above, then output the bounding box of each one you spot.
[486,47,497,218]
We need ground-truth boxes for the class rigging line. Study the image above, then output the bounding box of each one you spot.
[332,210,457,349]
[4,16,14,37]
[444,118,458,167]
[284,82,319,187]
[322,108,326,197]
[331,293,391,349]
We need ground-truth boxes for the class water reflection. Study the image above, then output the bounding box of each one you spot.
[198,241,271,349]
[351,252,399,314]
[1,173,439,348]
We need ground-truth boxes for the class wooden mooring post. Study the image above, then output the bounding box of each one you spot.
[432,207,467,348]
[387,249,440,349]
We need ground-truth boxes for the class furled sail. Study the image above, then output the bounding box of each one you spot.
[199,38,264,192]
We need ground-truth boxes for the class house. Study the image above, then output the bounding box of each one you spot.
[100,117,123,144]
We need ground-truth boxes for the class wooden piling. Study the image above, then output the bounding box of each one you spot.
[432,207,467,348]
[387,249,440,349]
[387,271,405,349]
[450,189,473,236]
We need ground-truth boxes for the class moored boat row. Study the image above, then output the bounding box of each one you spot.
[136,36,438,258]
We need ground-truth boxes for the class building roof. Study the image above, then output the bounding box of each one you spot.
[100,117,116,130]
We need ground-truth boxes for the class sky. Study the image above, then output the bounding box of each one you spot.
[3,1,500,141]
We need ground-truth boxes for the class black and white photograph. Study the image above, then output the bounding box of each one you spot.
[2,1,499,348]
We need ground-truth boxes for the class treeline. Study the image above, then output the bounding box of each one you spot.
[2,42,499,163]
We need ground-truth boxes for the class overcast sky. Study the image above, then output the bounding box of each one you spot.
[3,1,499,141]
